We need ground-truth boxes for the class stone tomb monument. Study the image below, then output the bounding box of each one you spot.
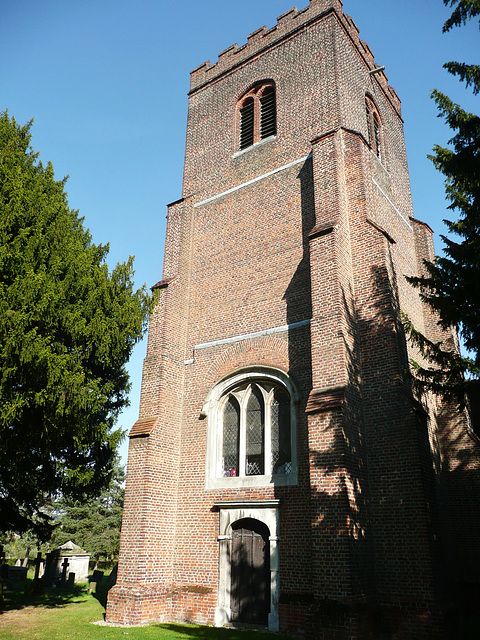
[45,541,90,583]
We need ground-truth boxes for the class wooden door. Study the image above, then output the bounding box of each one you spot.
[230,518,270,625]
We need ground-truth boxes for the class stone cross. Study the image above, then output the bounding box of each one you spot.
[34,553,43,582]
[61,557,69,583]
[32,553,44,593]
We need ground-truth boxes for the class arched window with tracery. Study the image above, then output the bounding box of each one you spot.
[365,96,383,160]
[238,82,277,150]
[203,368,297,489]
[221,381,291,478]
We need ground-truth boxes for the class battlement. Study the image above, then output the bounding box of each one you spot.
[189,0,401,113]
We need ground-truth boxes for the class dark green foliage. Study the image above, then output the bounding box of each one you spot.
[52,461,125,561]
[0,528,49,562]
[0,113,151,536]
[442,0,480,31]
[406,1,480,409]
[443,62,480,94]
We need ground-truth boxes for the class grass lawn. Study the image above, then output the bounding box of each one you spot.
[0,576,294,640]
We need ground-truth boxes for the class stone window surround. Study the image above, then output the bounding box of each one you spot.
[202,366,299,490]
[214,500,280,632]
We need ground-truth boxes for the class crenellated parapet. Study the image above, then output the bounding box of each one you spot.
[189,0,401,112]
[341,12,401,112]
[189,0,341,91]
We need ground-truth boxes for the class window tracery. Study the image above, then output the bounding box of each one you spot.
[221,382,291,478]
[203,368,297,489]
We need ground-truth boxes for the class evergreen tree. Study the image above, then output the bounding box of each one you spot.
[406,0,480,409]
[0,529,49,564]
[0,113,151,536]
[52,461,125,562]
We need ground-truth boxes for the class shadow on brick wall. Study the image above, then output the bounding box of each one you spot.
[280,202,480,638]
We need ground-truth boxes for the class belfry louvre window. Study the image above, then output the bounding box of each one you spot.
[238,82,277,150]
[221,381,291,478]
[260,86,276,139]
[240,98,254,149]
[365,97,383,160]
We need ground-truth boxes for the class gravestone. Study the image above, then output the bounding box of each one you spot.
[108,563,118,586]
[31,553,44,594]
[34,553,43,582]
[89,569,104,593]
[7,566,28,580]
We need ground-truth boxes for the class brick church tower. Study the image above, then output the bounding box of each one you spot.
[107,1,480,637]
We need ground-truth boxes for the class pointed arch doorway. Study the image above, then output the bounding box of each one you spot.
[231,518,270,625]
[214,500,280,631]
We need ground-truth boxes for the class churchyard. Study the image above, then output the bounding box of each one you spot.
[0,569,294,640]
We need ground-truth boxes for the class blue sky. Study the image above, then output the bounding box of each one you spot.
[2,1,477,466]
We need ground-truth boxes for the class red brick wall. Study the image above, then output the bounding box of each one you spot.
[107,1,480,637]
